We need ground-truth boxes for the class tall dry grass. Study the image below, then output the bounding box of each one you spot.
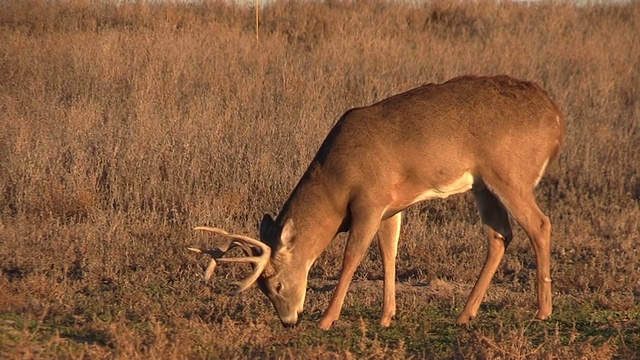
[0,0,638,358]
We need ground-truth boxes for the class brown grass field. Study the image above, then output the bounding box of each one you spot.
[0,0,639,358]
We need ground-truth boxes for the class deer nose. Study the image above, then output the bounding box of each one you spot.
[282,321,297,328]
[280,311,302,328]
[281,317,299,328]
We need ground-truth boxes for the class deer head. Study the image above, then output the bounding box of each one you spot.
[189,215,309,327]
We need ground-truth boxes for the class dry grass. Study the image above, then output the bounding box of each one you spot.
[0,0,638,358]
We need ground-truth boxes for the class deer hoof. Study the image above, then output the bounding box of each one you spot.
[318,317,335,330]
[456,312,475,325]
[379,314,394,327]
[535,310,552,320]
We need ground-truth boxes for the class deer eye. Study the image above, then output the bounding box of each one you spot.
[276,283,283,293]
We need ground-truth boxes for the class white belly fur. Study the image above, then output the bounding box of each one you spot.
[409,172,474,203]
[385,172,475,214]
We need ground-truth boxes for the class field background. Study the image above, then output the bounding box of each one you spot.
[0,0,638,358]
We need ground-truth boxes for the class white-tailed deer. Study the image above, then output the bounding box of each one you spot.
[189,75,564,329]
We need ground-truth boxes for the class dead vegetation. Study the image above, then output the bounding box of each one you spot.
[0,0,638,358]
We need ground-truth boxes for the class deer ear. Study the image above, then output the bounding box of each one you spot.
[279,218,296,250]
[260,214,275,241]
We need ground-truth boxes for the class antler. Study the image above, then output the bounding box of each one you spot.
[188,226,271,295]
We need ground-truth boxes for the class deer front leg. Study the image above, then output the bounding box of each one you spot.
[318,208,382,330]
[377,212,402,327]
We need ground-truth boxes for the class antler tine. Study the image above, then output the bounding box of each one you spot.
[193,227,269,250]
[190,226,271,294]
[188,227,252,260]
[187,247,221,281]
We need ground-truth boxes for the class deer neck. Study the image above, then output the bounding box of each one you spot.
[276,165,347,267]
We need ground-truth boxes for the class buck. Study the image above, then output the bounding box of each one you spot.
[188,75,564,329]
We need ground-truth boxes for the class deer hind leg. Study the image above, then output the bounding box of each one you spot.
[377,212,402,327]
[496,190,553,320]
[457,184,513,324]
[318,205,382,330]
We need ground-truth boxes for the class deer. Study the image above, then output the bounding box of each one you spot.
[188,75,564,330]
